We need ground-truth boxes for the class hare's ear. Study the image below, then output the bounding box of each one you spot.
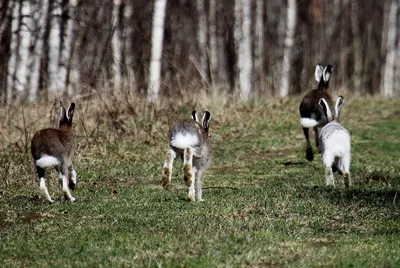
[322,64,332,83]
[59,101,68,126]
[67,103,75,124]
[191,111,199,123]
[334,95,344,121]
[318,98,332,122]
[315,64,324,83]
[202,111,211,133]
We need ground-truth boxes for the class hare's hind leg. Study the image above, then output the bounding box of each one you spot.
[195,169,205,201]
[323,153,335,187]
[69,166,77,190]
[340,154,352,188]
[162,149,176,189]
[302,127,314,161]
[37,166,54,202]
[59,165,76,202]
[183,147,196,201]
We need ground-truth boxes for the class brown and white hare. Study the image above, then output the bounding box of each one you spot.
[31,101,77,202]
[299,64,333,161]
[162,111,212,201]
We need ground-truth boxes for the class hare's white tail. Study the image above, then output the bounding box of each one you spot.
[300,118,318,128]
[36,155,60,168]
[171,133,199,149]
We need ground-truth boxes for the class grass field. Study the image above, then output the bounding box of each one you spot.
[1,95,400,267]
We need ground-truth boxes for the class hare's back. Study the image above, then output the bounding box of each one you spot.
[170,121,203,150]
[31,128,64,159]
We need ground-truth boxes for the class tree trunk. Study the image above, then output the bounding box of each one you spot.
[254,0,265,94]
[351,1,362,94]
[29,0,51,101]
[381,0,398,97]
[279,0,297,97]
[112,0,122,92]
[235,0,252,99]
[148,0,167,102]
[208,0,218,86]
[48,0,62,95]
[196,0,209,85]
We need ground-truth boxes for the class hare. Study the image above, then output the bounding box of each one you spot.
[299,64,333,161]
[31,101,77,202]
[318,96,351,188]
[162,111,212,201]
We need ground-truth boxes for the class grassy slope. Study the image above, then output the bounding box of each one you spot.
[1,97,400,267]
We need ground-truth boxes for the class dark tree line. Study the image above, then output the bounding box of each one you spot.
[0,0,399,104]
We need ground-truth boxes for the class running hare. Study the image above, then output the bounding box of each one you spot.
[31,101,77,202]
[162,111,212,201]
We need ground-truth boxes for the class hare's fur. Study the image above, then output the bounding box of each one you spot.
[31,102,77,202]
[319,96,352,188]
[162,111,212,201]
[299,64,333,161]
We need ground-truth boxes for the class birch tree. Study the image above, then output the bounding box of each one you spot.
[279,0,297,97]
[196,0,208,84]
[29,0,50,101]
[6,0,29,104]
[112,0,122,92]
[48,0,62,95]
[254,0,265,93]
[59,0,78,96]
[148,0,167,102]
[209,0,218,85]
[381,0,399,97]
[234,0,252,99]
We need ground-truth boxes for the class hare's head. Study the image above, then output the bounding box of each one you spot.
[318,96,344,122]
[59,101,75,129]
[315,64,333,89]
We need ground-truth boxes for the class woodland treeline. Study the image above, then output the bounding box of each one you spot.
[0,0,399,104]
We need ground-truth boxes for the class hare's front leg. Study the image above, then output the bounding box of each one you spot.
[36,167,54,202]
[162,149,176,189]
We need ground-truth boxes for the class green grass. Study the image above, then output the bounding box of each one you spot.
[1,97,400,267]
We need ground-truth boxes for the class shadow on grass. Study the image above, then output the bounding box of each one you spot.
[302,185,399,207]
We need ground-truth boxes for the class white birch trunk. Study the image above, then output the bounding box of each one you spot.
[279,0,297,97]
[112,0,122,92]
[58,0,78,96]
[235,0,252,100]
[6,1,21,104]
[381,0,398,97]
[209,0,218,85]
[254,0,264,93]
[196,0,208,83]
[122,2,135,89]
[148,0,167,102]
[48,1,62,95]
[29,0,50,101]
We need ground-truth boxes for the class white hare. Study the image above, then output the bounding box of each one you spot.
[318,96,351,188]
[162,111,212,201]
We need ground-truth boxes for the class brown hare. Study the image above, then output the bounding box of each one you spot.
[162,111,212,201]
[299,64,333,161]
[31,101,77,202]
